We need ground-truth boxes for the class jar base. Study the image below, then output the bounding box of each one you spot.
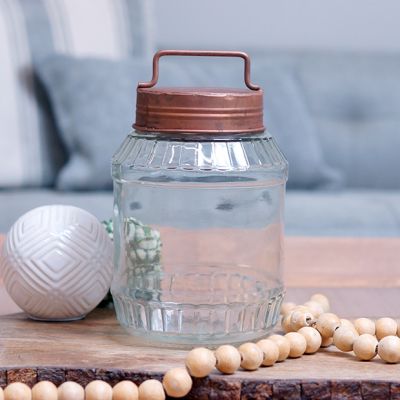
[119,325,276,349]
[112,286,284,347]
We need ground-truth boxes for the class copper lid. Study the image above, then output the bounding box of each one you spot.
[134,50,264,134]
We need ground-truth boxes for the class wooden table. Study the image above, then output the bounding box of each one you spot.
[0,235,400,399]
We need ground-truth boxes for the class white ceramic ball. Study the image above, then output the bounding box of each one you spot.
[0,205,113,321]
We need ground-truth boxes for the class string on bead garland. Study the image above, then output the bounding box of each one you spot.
[1,293,400,399]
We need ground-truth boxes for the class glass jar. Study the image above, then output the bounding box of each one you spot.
[111,50,288,346]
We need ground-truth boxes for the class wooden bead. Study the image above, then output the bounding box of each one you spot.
[333,326,358,352]
[292,305,313,314]
[316,313,341,338]
[138,380,165,400]
[310,293,330,313]
[4,383,31,400]
[112,381,139,400]
[280,302,296,316]
[85,380,112,400]
[397,320,400,337]
[298,326,322,354]
[285,332,307,358]
[320,336,333,348]
[303,301,324,318]
[163,367,192,398]
[375,317,398,340]
[340,319,357,333]
[268,334,291,361]
[353,318,375,336]
[256,339,279,366]
[215,345,241,374]
[32,381,58,400]
[281,314,294,333]
[378,335,400,363]
[290,309,314,331]
[185,347,216,378]
[353,334,378,361]
[238,342,263,370]
[58,382,85,400]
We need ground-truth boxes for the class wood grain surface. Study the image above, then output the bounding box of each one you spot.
[1,234,400,398]
[0,309,399,399]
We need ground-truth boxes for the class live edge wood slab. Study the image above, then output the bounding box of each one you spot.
[0,235,400,399]
[0,309,400,400]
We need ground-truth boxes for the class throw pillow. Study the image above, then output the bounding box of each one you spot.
[37,55,187,190]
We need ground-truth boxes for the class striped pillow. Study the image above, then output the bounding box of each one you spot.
[0,0,154,187]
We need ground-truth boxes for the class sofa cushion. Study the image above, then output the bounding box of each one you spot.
[37,54,342,190]
[0,0,153,188]
[295,53,400,189]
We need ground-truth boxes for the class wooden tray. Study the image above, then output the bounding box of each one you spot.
[1,236,400,398]
[0,308,399,399]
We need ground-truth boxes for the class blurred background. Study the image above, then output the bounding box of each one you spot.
[1,0,400,237]
[155,0,400,52]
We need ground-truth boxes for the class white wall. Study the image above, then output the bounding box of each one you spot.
[154,0,400,52]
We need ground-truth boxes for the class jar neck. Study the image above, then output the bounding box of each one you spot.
[132,129,269,142]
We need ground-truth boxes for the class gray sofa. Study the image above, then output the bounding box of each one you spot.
[2,51,400,237]
[0,52,400,236]
[1,1,399,237]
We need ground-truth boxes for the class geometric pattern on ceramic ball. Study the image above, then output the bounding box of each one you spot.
[0,205,113,321]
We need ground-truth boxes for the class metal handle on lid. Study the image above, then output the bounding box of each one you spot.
[137,50,260,91]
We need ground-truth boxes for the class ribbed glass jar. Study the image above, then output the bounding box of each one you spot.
[111,131,288,346]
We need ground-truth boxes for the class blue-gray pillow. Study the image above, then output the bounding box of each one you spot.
[37,55,186,190]
[37,54,342,190]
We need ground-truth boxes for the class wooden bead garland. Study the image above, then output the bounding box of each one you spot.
[185,347,216,378]
[281,313,294,333]
[58,381,85,400]
[377,335,400,363]
[112,381,139,400]
[4,383,31,400]
[333,326,358,352]
[280,301,296,316]
[298,326,322,354]
[340,318,358,334]
[354,317,376,335]
[3,293,400,399]
[138,379,165,400]
[238,342,264,370]
[310,293,330,313]
[85,380,112,400]
[284,332,307,358]
[162,367,192,398]
[315,313,341,338]
[215,344,241,374]
[290,309,314,331]
[32,381,58,400]
[256,339,280,366]
[320,336,334,348]
[375,317,398,340]
[268,334,291,361]
[353,334,378,361]
[303,300,324,318]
